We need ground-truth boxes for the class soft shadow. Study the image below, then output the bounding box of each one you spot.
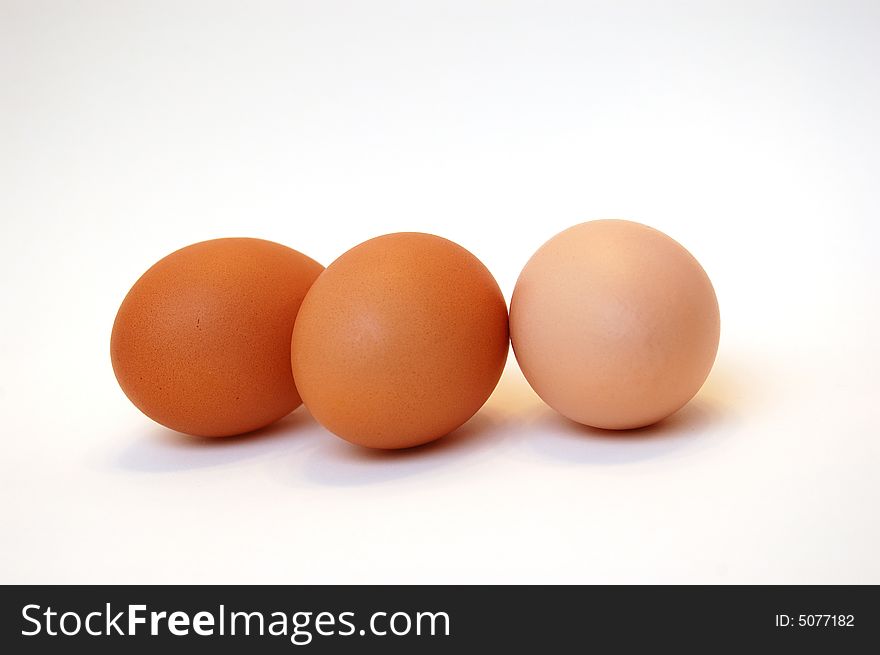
[297,409,509,486]
[698,360,750,408]
[526,393,730,466]
[113,408,312,473]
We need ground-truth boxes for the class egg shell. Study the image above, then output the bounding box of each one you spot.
[111,237,323,437]
[291,232,509,449]
[510,220,720,429]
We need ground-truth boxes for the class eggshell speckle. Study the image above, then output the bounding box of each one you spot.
[291,232,509,449]
[111,238,323,437]
[510,220,720,430]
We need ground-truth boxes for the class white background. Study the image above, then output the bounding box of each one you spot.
[2,1,878,584]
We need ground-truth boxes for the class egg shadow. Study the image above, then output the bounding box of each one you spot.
[297,408,511,487]
[524,362,742,466]
[113,407,314,473]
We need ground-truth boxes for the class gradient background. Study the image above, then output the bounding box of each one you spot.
[1,0,878,583]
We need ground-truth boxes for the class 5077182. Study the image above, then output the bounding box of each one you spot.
[775,614,854,628]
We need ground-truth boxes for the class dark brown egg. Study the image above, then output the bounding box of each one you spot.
[291,233,509,449]
[111,238,323,437]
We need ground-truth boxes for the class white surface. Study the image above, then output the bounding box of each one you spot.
[1,0,878,584]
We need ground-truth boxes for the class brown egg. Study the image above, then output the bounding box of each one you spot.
[510,220,720,430]
[291,233,509,449]
[111,238,323,437]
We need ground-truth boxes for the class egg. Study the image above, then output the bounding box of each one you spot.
[291,232,509,449]
[111,238,323,437]
[510,220,720,430]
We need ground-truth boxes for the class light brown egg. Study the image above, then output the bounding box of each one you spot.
[111,238,323,437]
[510,220,720,430]
[291,232,509,449]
